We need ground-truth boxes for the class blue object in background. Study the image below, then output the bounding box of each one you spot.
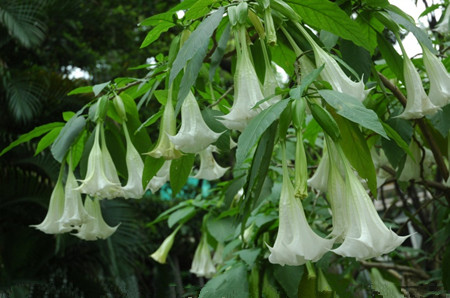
[159,178,211,200]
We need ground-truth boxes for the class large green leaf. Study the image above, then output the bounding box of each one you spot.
[185,0,218,20]
[209,23,231,81]
[370,268,403,298]
[169,7,224,85]
[200,264,249,298]
[170,154,195,196]
[273,265,304,298]
[0,122,63,156]
[376,33,404,81]
[235,99,291,171]
[319,90,388,139]
[206,217,235,242]
[286,0,373,52]
[168,206,196,228]
[140,22,176,48]
[51,116,86,162]
[34,127,63,156]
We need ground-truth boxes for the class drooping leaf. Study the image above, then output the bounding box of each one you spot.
[170,154,195,196]
[376,33,404,81]
[236,99,291,171]
[34,127,62,156]
[206,217,235,242]
[235,248,261,268]
[142,156,165,188]
[209,23,231,81]
[334,115,378,196]
[273,265,304,298]
[319,90,388,139]
[168,206,196,228]
[68,86,93,95]
[92,81,110,96]
[51,116,86,162]
[169,7,225,85]
[185,0,217,20]
[370,268,403,298]
[140,22,176,48]
[0,122,63,156]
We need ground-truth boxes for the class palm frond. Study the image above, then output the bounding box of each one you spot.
[0,0,47,48]
[5,76,43,123]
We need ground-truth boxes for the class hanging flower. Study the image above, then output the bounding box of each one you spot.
[146,90,182,160]
[422,45,450,107]
[193,145,229,180]
[308,144,330,193]
[218,26,266,131]
[370,147,393,188]
[58,162,93,229]
[150,226,180,264]
[169,91,222,153]
[190,235,216,278]
[121,123,145,199]
[212,242,225,265]
[74,197,118,241]
[296,24,369,102]
[397,52,439,119]
[268,143,334,266]
[31,167,67,234]
[261,42,281,106]
[145,160,171,193]
[398,139,434,182]
[331,143,408,260]
[77,123,123,199]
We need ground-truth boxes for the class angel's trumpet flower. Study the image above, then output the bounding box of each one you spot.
[422,45,450,107]
[169,91,221,153]
[150,226,181,264]
[146,160,171,193]
[190,235,216,278]
[193,146,229,180]
[121,123,144,199]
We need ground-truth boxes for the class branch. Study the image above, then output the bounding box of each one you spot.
[360,261,430,280]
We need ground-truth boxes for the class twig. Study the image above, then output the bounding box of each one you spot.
[209,85,233,107]
[360,261,430,280]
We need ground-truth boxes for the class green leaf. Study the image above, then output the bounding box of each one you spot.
[142,156,165,188]
[318,90,388,139]
[209,23,231,81]
[206,217,235,242]
[170,154,195,196]
[185,0,217,20]
[168,206,196,228]
[71,129,87,168]
[200,264,249,298]
[140,22,176,48]
[51,116,86,163]
[335,115,378,196]
[340,39,371,82]
[273,265,304,298]
[363,0,389,8]
[370,268,403,298]
[169,7,225,85]
[376,33,404,81]
[135,109,163,134]
[34,127,62,156]
[381,122,411,157]
[236,248,261,268]
[429,104,450,137]
[270,40,297,76]
[67,86,93,95]
[62,111,75,121]
[0,122,64,156]
[381,117,413,168]
[287,0,373,52]
[236,99,291,170]
[289,65,324,99]
[93,81,110,96]
[387,9,435,53]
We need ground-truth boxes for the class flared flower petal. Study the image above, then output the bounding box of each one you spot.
[169,91,222,153]
[146,91,182,160]
[150,226,180,264]
[296,24,369,102]
[59,164,93,229]
[422,45,450,107]
[331,144,408,260]
[122,123,144,199]
[268,144,334,266]
[218,27,266,131]
[145,160,171,193]
[193,146,229,180]
[74,197,118,240]
[397,53,439,119]
[78,123,123,199]
[31,168,67,234]
[190,235,216,278]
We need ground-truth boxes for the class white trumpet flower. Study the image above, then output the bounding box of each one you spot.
[422,45,450,107]
[74,197,118,240]
[190,236,216,278]
[78,123,123,199]
[218,27,266,131]
[332,146,408,260]
[398,52,439,119]
[146,160,171,193]
[150,226,180,264]
[308,144,330,193]
[58,164,93,229]
[268,144,334,266]
[193,146,229,180]
[398,139,434,182]
[121,123,144,199]
[435,7,449,36]
[31,168,67,234]
[296,24,369,102]
[169,91,221,153]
